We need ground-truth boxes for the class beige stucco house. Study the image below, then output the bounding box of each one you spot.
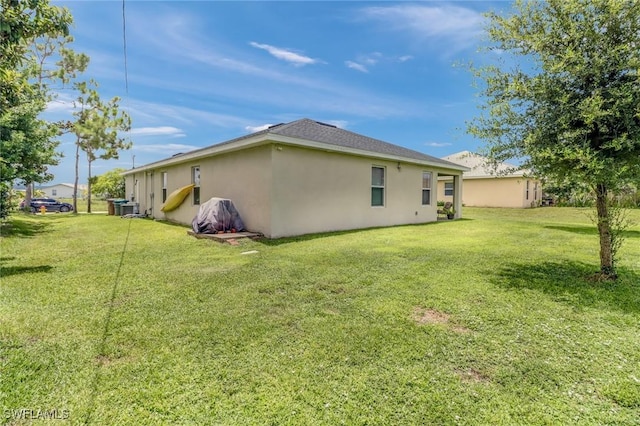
[36,183,87,199]
[123,119,468,238]
[437,151,542,208]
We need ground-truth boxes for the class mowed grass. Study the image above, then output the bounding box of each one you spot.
[1,207,639,425]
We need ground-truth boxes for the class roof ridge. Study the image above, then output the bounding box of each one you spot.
[270,119,465,167]
[124,118,468,174]
[267,118,316,133]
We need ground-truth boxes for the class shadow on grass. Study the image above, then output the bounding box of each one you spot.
[544,225,640,238]
[490,260,640,315]
[1,255,53,277]
[258,219,473,246]
[0,216,56,238]
[1,264,53,277]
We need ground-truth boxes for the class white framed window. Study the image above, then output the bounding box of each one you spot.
[371,166,385,207]
[192,166,201,205]
[444,182,454,197]
[52,189,57,196]
[161,172,168,202]
[526,180,530,200]
[422,172,432,205]
[534,182,538,200]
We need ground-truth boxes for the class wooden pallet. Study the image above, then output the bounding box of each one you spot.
[187,230,263,244]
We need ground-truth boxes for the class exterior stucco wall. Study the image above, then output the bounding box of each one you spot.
[125,143,464,238]
[269,144,442,238]
[195,145,273,235]
[437,177,542,208]
[124,172,145,209]
[126,146,273,235]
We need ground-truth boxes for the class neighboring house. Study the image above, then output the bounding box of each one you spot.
[437,151,543,208]
[123,119,468,238]
[36,183,87,199]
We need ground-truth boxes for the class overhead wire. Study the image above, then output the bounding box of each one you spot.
[121,0,134,168]
[122,0,129,94]
[85,3,134,422]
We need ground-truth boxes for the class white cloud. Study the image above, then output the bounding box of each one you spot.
[345,53,381,73]
[360,4,484,53]
[346,52,411,73]
[361,52,382,66]
[130,13,303,81]
[249,42,320,66]
[130,126,186,137]
[325,120,348,129]
[345,60,369,73]
[46,98,75,114]
[123,10,427,119]
[124,99,249,129]
[245,124,273,133]
[425,142,452,147]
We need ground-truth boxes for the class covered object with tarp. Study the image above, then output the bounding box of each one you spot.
[192,197,246,234]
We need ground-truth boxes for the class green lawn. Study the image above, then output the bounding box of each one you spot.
[1,208,639,425]
[57,198,109,213]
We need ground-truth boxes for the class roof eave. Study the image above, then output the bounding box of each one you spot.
[122,132,469,176]
[273,135,469,172]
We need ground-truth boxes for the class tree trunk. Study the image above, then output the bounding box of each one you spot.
[73,140,80,214]
[595,183,616,279]
[24,182,32,213]
[87,159,92,214]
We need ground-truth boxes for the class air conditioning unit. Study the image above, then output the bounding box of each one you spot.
[121,203,139,215]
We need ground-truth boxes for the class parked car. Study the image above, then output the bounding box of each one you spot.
[19,198,73,213]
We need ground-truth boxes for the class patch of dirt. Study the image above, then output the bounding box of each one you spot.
[412,307,471,333]
[412,307,450,325]
[586,271,618,283]
[456,368,491,384]
[94,354,112,367]
[94,352,134,367]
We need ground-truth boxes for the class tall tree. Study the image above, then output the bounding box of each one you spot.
[468,0,640,280]
[20,35,89,210]
[0,0,87,217]
[72,81,131,213]
[0,93,59,216]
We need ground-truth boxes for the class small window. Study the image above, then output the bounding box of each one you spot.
[192,166,201,205]
[422,172,432,205]
[51,189,57,196]
[526,180,530,200]
[371,166,385,207]
[444,182,454,197]
[161,172,168,202]
[534,182,538,200]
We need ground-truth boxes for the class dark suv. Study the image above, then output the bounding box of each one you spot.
[20,198,74,213]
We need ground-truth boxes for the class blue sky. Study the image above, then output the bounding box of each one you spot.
[46,1,509,185]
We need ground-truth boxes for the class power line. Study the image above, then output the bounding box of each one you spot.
[122,0,129,94]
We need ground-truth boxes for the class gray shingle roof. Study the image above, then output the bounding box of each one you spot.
[442,151,527,178]
[216,118,462,167]
[127,118,466,173]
